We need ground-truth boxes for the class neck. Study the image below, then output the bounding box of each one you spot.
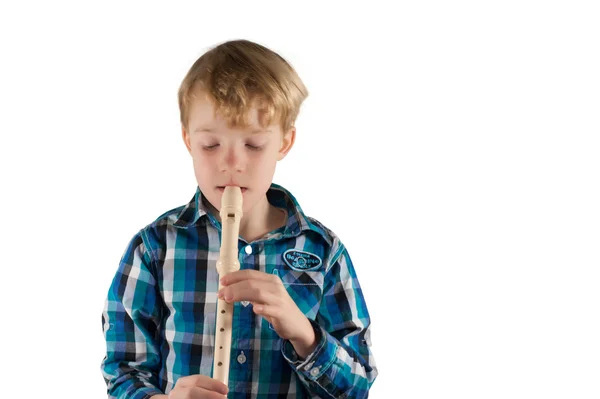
[208,194,286,243]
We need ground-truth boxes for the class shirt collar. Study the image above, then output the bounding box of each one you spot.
[173,183,332,245]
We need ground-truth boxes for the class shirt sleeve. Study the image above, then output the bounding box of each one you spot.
[101,231,164,399]
[281,245,378,398]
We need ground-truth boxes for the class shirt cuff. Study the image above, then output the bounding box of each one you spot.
[281,319,338,381]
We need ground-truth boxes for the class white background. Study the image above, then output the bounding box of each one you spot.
[1,1,598,398]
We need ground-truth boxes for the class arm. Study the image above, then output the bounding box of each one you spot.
[101,232,164,399]
[281,245,378,398]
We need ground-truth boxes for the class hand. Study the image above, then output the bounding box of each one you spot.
[218,269,317,357]
[160,374,228,399]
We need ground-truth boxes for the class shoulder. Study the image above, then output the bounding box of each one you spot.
[131,204,189,259]
[137,204,187,235]
[303,215,347,270]
[150,204,188,228]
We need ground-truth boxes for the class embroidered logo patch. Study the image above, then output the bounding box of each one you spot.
[282,249,322,271]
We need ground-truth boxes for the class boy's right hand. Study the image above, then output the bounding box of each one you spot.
[155,374,229,398]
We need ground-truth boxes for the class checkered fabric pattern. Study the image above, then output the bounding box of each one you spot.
[101,183,377,398]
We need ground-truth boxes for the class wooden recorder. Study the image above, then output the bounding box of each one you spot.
[213,186,243,387]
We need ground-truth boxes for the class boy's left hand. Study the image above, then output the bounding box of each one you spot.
[218,269,317,357]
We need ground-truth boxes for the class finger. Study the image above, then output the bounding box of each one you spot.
[219,280,278,304]
[191,386,228,399]
[251,302,280,318]
[174,374,197,388]
[170,386,228,399]
[220,269,277,286]
[194,377,229,396]
[252,303,273,317]
[174,375,228,395]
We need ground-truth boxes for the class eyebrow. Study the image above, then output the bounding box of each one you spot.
[194,127,271,134]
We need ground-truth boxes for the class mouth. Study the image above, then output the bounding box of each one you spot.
[217,186,248,193]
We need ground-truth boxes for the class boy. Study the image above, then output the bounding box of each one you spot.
[101,39,377,398]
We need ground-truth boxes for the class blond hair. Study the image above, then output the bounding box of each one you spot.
[178,39,309,132]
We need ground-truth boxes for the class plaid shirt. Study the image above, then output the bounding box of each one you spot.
[101,183,377,398]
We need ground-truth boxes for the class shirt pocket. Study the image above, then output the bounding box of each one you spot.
[272,267,324,320]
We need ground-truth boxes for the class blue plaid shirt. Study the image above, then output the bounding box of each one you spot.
[101,183,377,398]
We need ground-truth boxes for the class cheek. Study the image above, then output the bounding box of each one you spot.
[252,156,278,182]
[193,150,213,165]
[192,155,216,179]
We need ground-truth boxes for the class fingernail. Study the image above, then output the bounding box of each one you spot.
[220,276,227,285]
[217,290,223,298]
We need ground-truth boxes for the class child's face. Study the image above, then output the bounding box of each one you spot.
[182,89,295,216]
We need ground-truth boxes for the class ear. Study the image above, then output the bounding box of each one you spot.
[277,127,296,161]
[182,126,192,154]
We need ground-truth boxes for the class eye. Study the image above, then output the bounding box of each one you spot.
[202,144,219,150]
[246,144,263,151]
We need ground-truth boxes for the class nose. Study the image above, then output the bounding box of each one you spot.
[220,144,246,173]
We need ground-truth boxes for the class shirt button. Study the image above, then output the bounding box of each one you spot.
[237,351,247,364]
[310,367,319,376]
[244,245,253,255]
